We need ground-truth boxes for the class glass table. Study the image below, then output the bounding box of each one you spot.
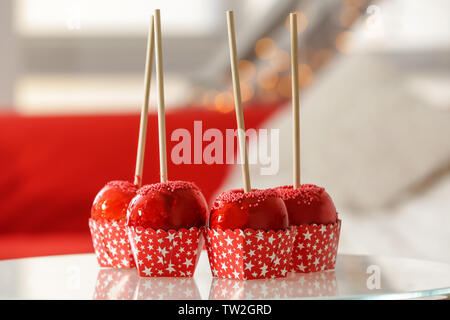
[1,252,449,299]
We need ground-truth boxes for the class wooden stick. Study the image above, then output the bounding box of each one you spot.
[226,11,251,193]
[290,13,301,188]
[154,9,168,183]
[134,15,154,187]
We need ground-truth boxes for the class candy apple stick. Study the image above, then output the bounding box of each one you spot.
[154,9,168,183]
[226,10,251,193]
[134,15,155,187]
[290,13,301,189]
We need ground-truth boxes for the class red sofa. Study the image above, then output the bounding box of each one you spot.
[0,102,281,259]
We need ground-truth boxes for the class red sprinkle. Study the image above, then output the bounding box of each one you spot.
[105,180,138,194]
[138,180,201,196]
[276,184,325,205]
[214,188,279,205]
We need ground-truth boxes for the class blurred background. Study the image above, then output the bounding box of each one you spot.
[0,0,449,265]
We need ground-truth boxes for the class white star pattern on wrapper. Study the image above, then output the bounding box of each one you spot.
[183,258,193,268]
[126,226,204,277]
[290,220,341,273]
[167,233,176,242]
[256,231,264,242]
[205,227,296,280]
[89,219,135,268]
[273,257,281,266]
[303,231,312,240]
[108,245,117,256]
[158,247,168,257]
[143,267,152,276]
[166,263,176,273]
[260,264,268,276]
[135,234,142,243]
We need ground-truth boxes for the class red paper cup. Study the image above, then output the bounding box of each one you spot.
[93,268,139,300]
[205,227,296,280]
[135,277,201,300]
[89,218,136,268]
[127,226,204,277]
[290,219,341,273]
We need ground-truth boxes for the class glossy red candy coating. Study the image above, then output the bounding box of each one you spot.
[276,184,337,225]
[91,180,138,221]
[127,181,209,231]
[209,189,289,231]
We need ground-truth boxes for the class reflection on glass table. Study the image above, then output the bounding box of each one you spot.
[93,268,201,300]
[0,252,450,299]
[93,269,139,300]
[135,277,201,300]
[209,271,338,299]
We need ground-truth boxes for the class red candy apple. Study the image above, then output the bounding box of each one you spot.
[91,180,138,220]
[209,189,289,231]
[276,184,337,225]
[127,181,208,231]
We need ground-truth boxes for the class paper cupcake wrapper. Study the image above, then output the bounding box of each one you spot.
[134,277,201,300]
[290,219,341,273]
[127,226,204,277]
[89,218,136,268]
[204,227,296,280]
[209,270,337,299]
[93,268,139,300]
